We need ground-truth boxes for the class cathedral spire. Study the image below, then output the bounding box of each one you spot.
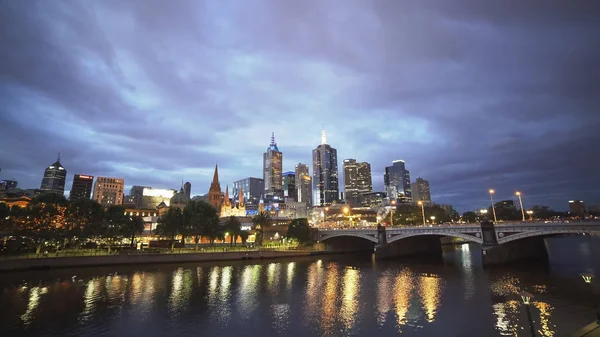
[224,185,229,201]
[212,163,219,185]
[238,187,244,207]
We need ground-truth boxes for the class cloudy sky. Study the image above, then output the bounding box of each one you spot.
[1,0,599,211]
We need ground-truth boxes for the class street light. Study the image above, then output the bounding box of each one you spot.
[390,200,396,227]
[527,210,534,221]
[430,216,436,225]
[516,191,525,221]
[417,201,426,226]
[580,273,600,322]
[489,189,498,223]
[519,291,536,337]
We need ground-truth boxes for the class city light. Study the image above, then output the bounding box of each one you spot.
[488,189,498,223]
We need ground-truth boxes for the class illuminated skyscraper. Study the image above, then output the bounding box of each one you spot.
[384,160,411,201]
[263,133,283,198]
[343,159,372,206]
[411,177,431,203]
[69,174,94,201]
[312,130,339,206]
[295,163,312,208]
[40,153,67,196]
[93,177,124,206]
[282,171,297,201]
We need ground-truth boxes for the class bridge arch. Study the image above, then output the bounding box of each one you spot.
[318,233,379,243]
[387,231,484,244]
[497,228,597,244]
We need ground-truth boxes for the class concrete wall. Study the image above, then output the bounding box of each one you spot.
[321,236,375,252]
[374,236,443,260]
[481,236,548,267]
[0,250,315,272]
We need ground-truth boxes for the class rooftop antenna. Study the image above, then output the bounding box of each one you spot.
[57,152,61,163]
[270,132,276,146]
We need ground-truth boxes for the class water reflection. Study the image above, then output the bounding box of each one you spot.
[1,241,597,337]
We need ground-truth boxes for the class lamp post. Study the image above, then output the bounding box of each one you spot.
[527,210,534,221]
[519,291,536,337]
[343,207,349,227]
[418,200,426,226]
[390,200,396,227]
[430,216,436,225]
[580,273,600,322]
[489,189,498,223]
[516,191,526,221]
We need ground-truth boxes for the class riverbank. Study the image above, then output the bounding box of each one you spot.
[0,249,351,272]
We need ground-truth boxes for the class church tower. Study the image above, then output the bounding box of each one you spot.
[208,164,223,210]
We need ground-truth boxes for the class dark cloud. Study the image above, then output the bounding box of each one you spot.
[1,0,599,210]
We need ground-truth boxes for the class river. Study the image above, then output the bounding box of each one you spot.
[1,236,598,337]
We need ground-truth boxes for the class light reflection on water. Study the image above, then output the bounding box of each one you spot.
[0,241,597,337]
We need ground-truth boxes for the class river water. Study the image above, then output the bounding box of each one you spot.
[1,237,598,337]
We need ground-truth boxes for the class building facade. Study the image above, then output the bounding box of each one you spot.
[129,185,150,209]
[40,154,67,196]
[384,160,411,201]
[220,186,246,218]
[141,188,176,209]
[69,174,94,201]
[343,159,373,206]
[569,200,585,215]
[263,133,283,198]
[282,171,297,201]
[208,164,223,210]
[295,163,312,208]
[232,177,264,206]
[93,177,124,206]
[312,130,339,206]
[411,177,431,203]
[0,180,18,191]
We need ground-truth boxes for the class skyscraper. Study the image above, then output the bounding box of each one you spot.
[263,133,283,198]
[295,163,312,208]
[130,185,150,209]
[282,171,297,201]
[69,174,94,201]
[93,177,124,206]
[184,181,191,200]
[232,177,264,205]
[343,159,372,206]
[312,130,339,206]
[40,153,67,196]
[411,177,431,203]
[384,160,411,201]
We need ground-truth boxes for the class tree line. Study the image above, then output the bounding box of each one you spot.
[0,193,313,255]
[461,201,575,223]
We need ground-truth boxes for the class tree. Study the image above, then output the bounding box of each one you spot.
[287,218,311,243]
[155,207,184,251]
[462,211,478,223]
[183,200,218,249]
[123,216,145,248]
[64,199,104,248]
[102,205,130,254]
[252,211,271,246]
[489,200,521,221]
[20,195,67,254]
[224,216,241,247]
[0,203,11,234]
[238,230,249,246]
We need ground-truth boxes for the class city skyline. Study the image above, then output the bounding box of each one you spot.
[1,1,599,211]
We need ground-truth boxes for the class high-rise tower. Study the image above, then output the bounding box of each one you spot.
[69,174,94,201]
[384,160,411,201]
[40,153,67,196]
[343,159,372,206]
[295,163,312,207]
[263,132,283,198]
[312,130,339,206]
[411,177,431,203]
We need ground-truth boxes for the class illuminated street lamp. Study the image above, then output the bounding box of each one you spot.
[390,200,397,227]
[527,210,534,221]
[580,273,600,322]
[519,291,536,337]
[417,200,426,226]
[516,191,526,221]
[430,216,436,225]
[489,189,498,223]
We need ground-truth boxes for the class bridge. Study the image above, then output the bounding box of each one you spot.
[317,220,600,266]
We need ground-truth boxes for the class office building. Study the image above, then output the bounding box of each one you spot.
[184,182,191,200]
[384,160,411,201]
[295,163,312,208]
[312,130,339,206]
[141,187,176,209]
[411,177,431,203]
[360,191,387,208]
[40,153,67,196]
[569,200,585,215]
[263,133,283,198]
[343,159,373,206]
[69,174,94,201]
[232,177,264,205]
[93,177,124,206]
[282,171,297,201]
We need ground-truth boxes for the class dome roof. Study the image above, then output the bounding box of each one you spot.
[170,188,189,206]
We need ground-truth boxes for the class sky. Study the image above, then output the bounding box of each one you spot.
[1,0,599,212]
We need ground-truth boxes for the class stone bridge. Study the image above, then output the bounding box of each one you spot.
[317,220,600,266]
